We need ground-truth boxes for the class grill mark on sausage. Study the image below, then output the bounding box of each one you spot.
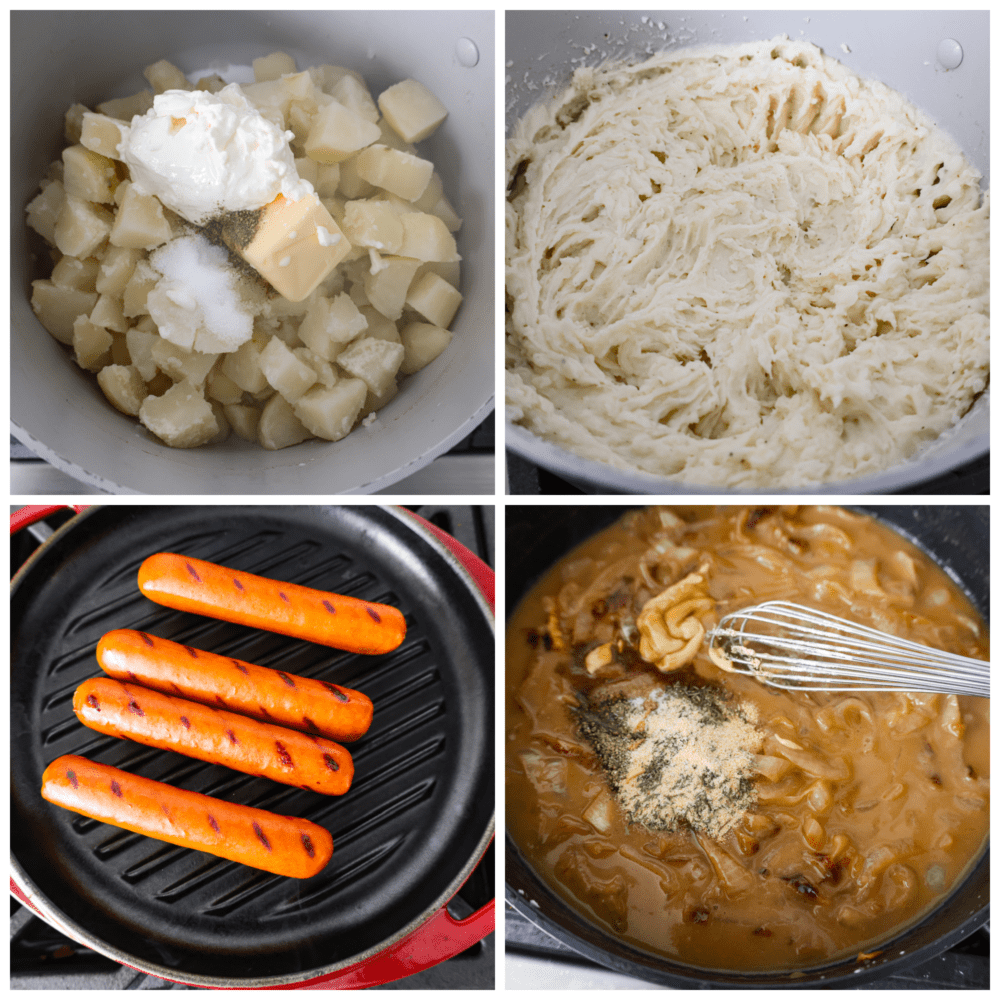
[127,698,145,716]
[323,753,340,773]
[322,600,336,614]
[185,561,202,583]
[208,814,221,833]
[110,779,123,798]
[171,682,184,695]
[180,715,191,729]
[86,693,101,710]
[216,696,227,707]
[277,672,296,689]
[67,769,79,788]
[233,660,249,675]
[279,591,290,604]
[301,833,316,858]
[139,632,155,648]
[303,715,319,731]
[233,578,245,591]
[126,670,139,682]
[322,682,349,702]
[252,821,272,851]
[366,606,381,624]
[226,729,239,745]
[275,742,294,768]
[258,704,274,719]
[184,645,198,658]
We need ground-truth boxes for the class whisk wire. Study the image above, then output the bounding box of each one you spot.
[709,601,989,698]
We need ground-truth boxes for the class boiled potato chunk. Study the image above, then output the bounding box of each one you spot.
[360,306,401,342]
[54,196,113,258]
[294,379,367,441]
[90,293,129,333]
[72,315,113,371]
[144,59,189,94]
[354,144,433,201]
[109,183,172,250]
[337,157,375,199]
[31,280,98,345]
[342,200,403,253]
[221,339,269,394]
[151,338,219,387]
[51,255,100,293]
[124,327,158,380]
[298,293,368,361]
[80,113,128,159]
[64,104,89,144]
[398,213,459,262]
[406,270,463,328]
[96,89,154,122]
[258,392,312,450]
[122,260,159,318]
[62,144,117,204]
[97,364,147,415]
[400,321,452,375]
[378,79,448,143]
[293,347,338,387]
[139,380,218,448]
[305,102,381,163]
[26,180,66,245]
[225,403,261,442]
[259,336,318,403]
[363,257,420,321]
[331,75,379,124]
[96,246,141,298]
[254,51,297,82]
[207,367,245,405]
[337,337,404,397]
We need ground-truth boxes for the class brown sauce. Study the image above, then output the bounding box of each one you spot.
[506,506,989,971]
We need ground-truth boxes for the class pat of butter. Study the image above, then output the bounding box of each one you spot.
[238,194,351,302]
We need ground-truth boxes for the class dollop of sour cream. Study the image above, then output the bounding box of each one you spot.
[119,83,313,225]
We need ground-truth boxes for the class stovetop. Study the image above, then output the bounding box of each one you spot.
[505,904,988,990]
[10,505,494,990]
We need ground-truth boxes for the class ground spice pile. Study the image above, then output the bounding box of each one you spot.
[577,682,762,840]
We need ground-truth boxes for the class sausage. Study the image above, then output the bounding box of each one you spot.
[97,629,373,742]
[41,755,333,878]
[137,553,406,655]
[74,678,353,796]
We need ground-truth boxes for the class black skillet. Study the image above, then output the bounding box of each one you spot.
[506,504,989,989]
[12,505,494,987]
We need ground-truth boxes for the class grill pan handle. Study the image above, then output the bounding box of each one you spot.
[11,505,91,535]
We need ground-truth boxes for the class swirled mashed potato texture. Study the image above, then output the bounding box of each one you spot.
[505,39,989,487]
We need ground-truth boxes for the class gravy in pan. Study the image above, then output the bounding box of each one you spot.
[506,506,989,971]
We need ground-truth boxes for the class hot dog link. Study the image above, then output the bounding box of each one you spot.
[97,630,373,742]
[41,755,333,878]
[137,553,406,655]
[74,678,353,796]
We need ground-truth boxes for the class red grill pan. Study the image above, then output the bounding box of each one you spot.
[10,505,494,988]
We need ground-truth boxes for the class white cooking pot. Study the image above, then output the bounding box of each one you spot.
[505,10,988,494]
[13,10,494,494]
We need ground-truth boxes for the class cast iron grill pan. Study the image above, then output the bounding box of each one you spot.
[12,506,493,982]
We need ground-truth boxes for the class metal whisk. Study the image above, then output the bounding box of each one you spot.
[707,601,989,698]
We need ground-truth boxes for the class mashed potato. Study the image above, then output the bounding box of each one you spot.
[506,38,989,487]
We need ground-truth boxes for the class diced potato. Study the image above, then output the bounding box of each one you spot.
[225,403,261,442]
[90,293,129,333]
[62,144,117,204]
[298,293,368,360]
[221,339,268,393]
[295,156,319,187]
[337,337,405,396]
[126,327,159,380]
[259,336,318,403]
[308,64,363,94]
[72,315,113,371]
[354,144,433,201]
[80,113,128,159]
[31,280,98,344]
[315,162,340,198]
[417,259,462,289]
[406,270,462,327]
[64,103,89,144]
[378,79,448,143]
[97,364,147,415]
[122,259,159,318]
[258,392,312,449]
[397,213,459,262]
[208,401,231,444]
[26,179,66,244]
[360,379,398,418]
[109,182,172,250]
[336,157,375,199]
[331,75,379,123]
[254,51,297,82]
[96,246,141,298]
[376,117,418,156]
[342,200,404,253]
[427,190,462,233]
[151,338,219,387]
[146,282,200,351]
[207,368,245,405]
[294,379,367,441]
[293,347,338,387]
[285,102,315,146]
[196,74,227,93]
[363,257,420,320]
[139,379,218,448]
[305,102,381,163]
[96,90,154,122]
[400,321,453,374]
[360,306,401,342]
[54,195,113,258]
[51,255,100,293]
[144,59,189,94]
